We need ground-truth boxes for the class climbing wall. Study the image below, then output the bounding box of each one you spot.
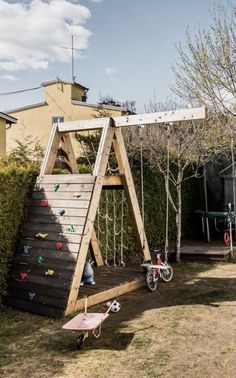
[6,174,95,317]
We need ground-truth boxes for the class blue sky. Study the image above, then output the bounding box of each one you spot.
[0,0,230,113]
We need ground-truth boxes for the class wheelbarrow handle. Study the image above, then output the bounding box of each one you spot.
[105,300,116,314]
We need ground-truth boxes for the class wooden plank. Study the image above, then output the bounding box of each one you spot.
[32,192,92,200]
[23,222,84,234]
[16,248,78,262]
[10,271,72,289]
[58,117,106,133]
[90,229,104,267]
[60,133,79,174]
[21,230,82,243]
[8,280,69,299]
[35,183,94,192]
[14,253,77,266]
[7,289,68,308]
[19,239,80,253]
[5,297,64,317]
[40,123,61,176]
[113,128,151,261]
[93,119,110,176]
[114,106,207,127]
[37,174,95,184]
[27,215,86,226]
[102,175,123,187]
[28,207,88,217]
[65,121,115,315]
[11,263,74,281]
[58,106,207,133]
[30,199,90,209]
[74,278,145,312]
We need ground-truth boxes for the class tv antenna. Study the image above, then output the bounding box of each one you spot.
[61,35,82,82]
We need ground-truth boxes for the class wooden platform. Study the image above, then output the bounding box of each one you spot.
[76,265,145,312]
[179,242,233,261]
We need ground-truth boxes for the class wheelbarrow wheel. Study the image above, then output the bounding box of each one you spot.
[146,272,157,292]
[76,334,84,350]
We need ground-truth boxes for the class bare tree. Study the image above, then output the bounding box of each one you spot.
[128,99,227,262]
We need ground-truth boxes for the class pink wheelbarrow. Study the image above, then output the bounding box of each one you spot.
[62,298,115,349]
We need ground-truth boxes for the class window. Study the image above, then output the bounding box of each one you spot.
[52,116,64,124]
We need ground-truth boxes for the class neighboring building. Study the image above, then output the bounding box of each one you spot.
[0,112,17,155]
[6,79,128,154]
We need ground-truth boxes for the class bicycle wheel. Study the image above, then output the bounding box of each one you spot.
[161,265,173,283]
[146,272,157,292]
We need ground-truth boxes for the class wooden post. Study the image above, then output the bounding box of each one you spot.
[113,128,151,261]
[65,120,115,315]
[60,133,79,174]
[40,123,61,175]
[90,229,104,267]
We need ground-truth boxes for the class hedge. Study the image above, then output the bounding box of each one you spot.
[0,165,37,300]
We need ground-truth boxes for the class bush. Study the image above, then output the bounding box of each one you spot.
[0,164,37,300]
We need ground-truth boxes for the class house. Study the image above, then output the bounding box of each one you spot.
[6,79,129,154]
[0,112,17,155]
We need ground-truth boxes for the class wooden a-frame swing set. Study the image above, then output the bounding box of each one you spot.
[7,106,206,317]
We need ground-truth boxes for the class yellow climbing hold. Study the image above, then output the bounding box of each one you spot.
[35,233,48,239]
[45,269,54,276]
[73,193,81,198]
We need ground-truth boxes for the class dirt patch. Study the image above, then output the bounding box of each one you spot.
[1,261,236,377]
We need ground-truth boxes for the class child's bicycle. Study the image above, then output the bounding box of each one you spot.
[141,250,173,292]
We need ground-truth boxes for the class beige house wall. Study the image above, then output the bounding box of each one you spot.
[0,118,6,155]
[6,81,125,156]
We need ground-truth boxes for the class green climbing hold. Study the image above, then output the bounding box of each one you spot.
[36,256,44,265]
[54,183,60,191]
[66,224,74,232]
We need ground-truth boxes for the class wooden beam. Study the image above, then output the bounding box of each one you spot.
[58,118,106,133]
[114,106,207,127]
[40,123,61,175]
[65,121,115,315]
[90,229,104,267]
[60,133,79,174]
[74,278,145,312]
[57,106,207,133]
[93,119,110,176]
[113,128,151,261]
[102,175,123,187]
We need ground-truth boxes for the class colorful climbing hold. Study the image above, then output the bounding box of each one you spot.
[20,272,28,280]
[73,192,81,198]
[28,292,36,301]
[55,242,63,251]
[40,199,48,207]
[35,233,48,239]
[53,183,60,191]
[45,269,54,276]
[23,246,31,254]
[36,256,44,265]
[59,209,65,216]
[66,225,74,232]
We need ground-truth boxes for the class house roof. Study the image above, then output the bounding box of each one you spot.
[41,79,89,91]
[0,111,17,124]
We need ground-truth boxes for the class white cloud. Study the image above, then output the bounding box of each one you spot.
[0,0,92,72]
[0,74,18,81]
[104,66,116,76]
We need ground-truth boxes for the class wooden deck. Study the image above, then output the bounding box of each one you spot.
[76,265,146,311]
[179,241,234,261]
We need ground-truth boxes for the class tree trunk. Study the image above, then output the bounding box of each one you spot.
[175,184,182,263]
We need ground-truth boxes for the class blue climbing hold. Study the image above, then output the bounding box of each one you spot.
[23,246,31,254]
[28,292,36,301]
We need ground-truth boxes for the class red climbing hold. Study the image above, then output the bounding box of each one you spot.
[40,199,48,207]
[20,272,28,280]
[224,232,231,246]
[55,242,63,251]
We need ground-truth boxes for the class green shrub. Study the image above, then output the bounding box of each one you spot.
[0,163,37,300]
